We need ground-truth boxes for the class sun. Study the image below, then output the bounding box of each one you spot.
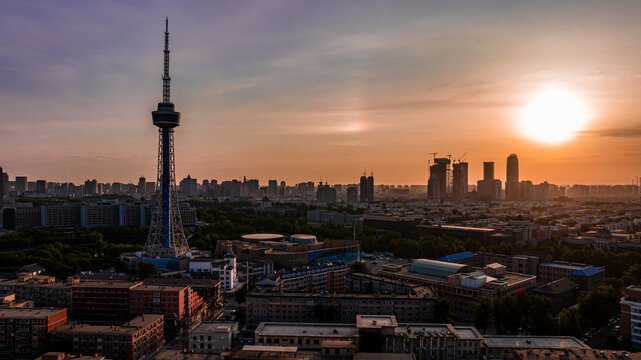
[518,87,590,144]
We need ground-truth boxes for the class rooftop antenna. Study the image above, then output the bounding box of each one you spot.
[162,17,171,103]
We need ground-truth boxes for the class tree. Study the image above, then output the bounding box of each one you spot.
[579,285,621,328]
[235,287,247,303]
[434,298,454,323]
[349,261,369,274]
[558,308,582,337]
[472,297,492,333]
[314,303,325,321]
[324,305,338,323]
[138,262,157,279]
[358,330,383,352]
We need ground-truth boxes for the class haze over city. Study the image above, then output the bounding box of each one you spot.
[1,1,641,185]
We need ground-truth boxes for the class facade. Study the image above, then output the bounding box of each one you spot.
[0,308,68,360]
[621,285,641,349]
[345,272,427,295]
[346,187,358,203]
[505,154,520,201]
[316,183,337,204]
[245,289,436,328]
[51,315,164,360]
[452,162,468,200]
[538,262,605,291]
[427,158,452,202]
[72,282,140,322]
[180,175,198,197]
[6,202,195,229]
[533,278,580,311]
[255,322,359,351]
[277,263,349,293]
[189,321,237,353]
[213,252,238,291]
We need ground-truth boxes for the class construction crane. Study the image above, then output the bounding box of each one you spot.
[457,152,467,163]
[429,152,437,161]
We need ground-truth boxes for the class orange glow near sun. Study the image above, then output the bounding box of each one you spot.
[519,87,590,144]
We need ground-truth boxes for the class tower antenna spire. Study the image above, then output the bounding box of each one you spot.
[163,17,171,103]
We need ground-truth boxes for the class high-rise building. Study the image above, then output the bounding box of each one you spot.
[0,166,3,205]
[316,182,337,204]
[138,176,146,194]
[84,179,97,195]
[179,175,198,197]
[477,162,500,201]
[360,173,374,202]
[483,161,494,181]
[452,162,468,200]
[427,158,452,202]
[267,180,278,197]
[15,176,27,195]
[520,180,534,200]
[144,18,189,259]
[506,154,520,201]
[346,186,358,203]
[145,181,156,194]
[1,168,8,200]
[243,178,259,196]
[35,180,47,194]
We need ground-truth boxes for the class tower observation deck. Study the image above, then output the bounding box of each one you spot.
[144,18,189,258]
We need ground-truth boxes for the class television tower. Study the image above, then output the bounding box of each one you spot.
[144,18,189,258]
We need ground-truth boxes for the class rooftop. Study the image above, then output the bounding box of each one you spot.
[539,263,585,271]
[483,335,587,349]
[571,265,605,277]
[408,259,468,278]
[53,314,163,335]
[437,252,475,262]
[356,315,398,329]
[192,322,235,333]
[0,307,66,319]
[255,322,358,338]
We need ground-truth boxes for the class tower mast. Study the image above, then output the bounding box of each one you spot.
[145,18,189,260]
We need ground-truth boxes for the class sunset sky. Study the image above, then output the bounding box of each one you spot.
[1,1,640,186]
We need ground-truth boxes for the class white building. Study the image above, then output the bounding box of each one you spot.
[214,251,238,291]
[190,321,237,353]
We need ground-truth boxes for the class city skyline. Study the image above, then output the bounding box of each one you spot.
[1,1,641,185]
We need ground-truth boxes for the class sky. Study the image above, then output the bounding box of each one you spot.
[1,0,640,186]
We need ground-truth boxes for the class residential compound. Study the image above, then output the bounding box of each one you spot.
[2,202,197,230]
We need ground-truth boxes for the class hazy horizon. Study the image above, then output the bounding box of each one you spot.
[1,1,640,185]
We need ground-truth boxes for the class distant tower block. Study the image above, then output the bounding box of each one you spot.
[144,18,189,258]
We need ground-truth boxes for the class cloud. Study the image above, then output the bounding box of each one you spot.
[582,126,641,138]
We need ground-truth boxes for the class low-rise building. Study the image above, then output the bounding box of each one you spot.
[378,260,536,321]
[533,278,580,311]
[245,288,435,328]
[51,314,164,360]
[0,308,68,360]
[277,263,349,293]
[189,321,238,353]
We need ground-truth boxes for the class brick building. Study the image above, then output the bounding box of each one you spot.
[0,308,68,360]
[245,289,435,328]
[51,314,164,360]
